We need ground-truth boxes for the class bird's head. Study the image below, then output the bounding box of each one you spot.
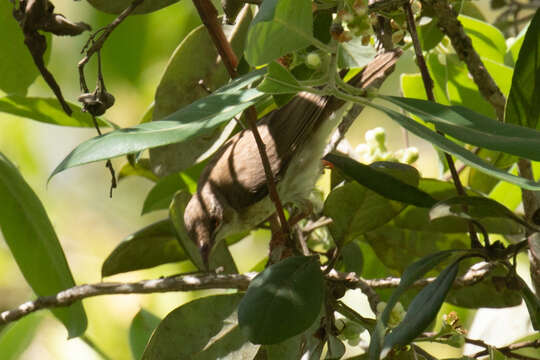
[183,186,224,268]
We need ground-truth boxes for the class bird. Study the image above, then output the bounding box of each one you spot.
[183,50,401,267]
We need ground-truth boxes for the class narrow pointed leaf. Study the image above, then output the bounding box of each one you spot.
[429,196,539,232]
[383,96,540,161]
[50,70,267,180]
[505,8,540,129]
[0,96,114,128]
[0,153,87,338]
[368,251,458,360]
[382,261,460,356]
[367,102,540,190]
[324,153,437,208]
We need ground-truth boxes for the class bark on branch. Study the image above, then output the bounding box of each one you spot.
[0,262,494,326]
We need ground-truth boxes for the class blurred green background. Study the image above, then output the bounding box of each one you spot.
[0,0,537,359]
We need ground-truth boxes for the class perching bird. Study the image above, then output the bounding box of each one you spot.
[184,50,401,266]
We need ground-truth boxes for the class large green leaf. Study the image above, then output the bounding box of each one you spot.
[364,225,469,273]
[324,182,406,246]
[87,0,179,14]
[324,154,436,208]
[169,191,237,273]
[0,153,87,338]
[142,294,259,359]
[382,261,460,356]
[446,263,522,308]
[384,96,540,161]
[238,256,324,344]
[505,9,540,129]
[393,179,523,235]
[142,173,188,214]
[150,10,252,176]
[101,219,187,277]
[0,96,113,128]
[0,313,43,360]
[370,99,540,190]
[245,0,313,66]
[50,70,267,180]
[459,15,506,63]
[429,196,538,232]
[0,2,50,95]
[129,309,161,360]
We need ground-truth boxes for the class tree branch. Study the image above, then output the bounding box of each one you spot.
[468,337,540,360]
[422,0,506,121]
[0,262,495,326]
[404,1,480,247]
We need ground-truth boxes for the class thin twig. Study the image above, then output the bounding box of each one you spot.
[78,0,144,92]
[0,262,495,326]
[468,337,540,360]
[191,0,292,245]
[404,2,480,247]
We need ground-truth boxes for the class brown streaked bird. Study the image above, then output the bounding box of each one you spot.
[184,50,401,266]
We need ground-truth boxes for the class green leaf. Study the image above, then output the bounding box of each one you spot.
[515,274,540,330]
[262,312,324,359]
[150,10,252,176]
[324,182,405,246]
[505,8,540,129]
[364,225,468,273]
[87,0,179,14]
[129,309,161,360]
[101,219,187,277]
[118,159,159,183]
[142,173,187,214]
[393,179,523,235]
[341,241,364,275]
[429,196,538,232]
[459,15,506,63]
[0,313,43,360]
[327,335,346,360]
[0,2,50,95]
[382,261,460,356]
[142,294,259,360]
[370,99,540,190]
[446,54,512,119]
[0,96,114,128]
[446,263,522,308]
[368,251,457,360]
[507,24,529,65]
[384,96,540,161]
[417,18,444,51]
[238,256,324,344]
[245,0,313,66]
[169,190,237,273]
[338,38,377,69]
[258,61,303,94]
[0,153,87,338]
[50,70,267,180]
[324,154,437,208]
